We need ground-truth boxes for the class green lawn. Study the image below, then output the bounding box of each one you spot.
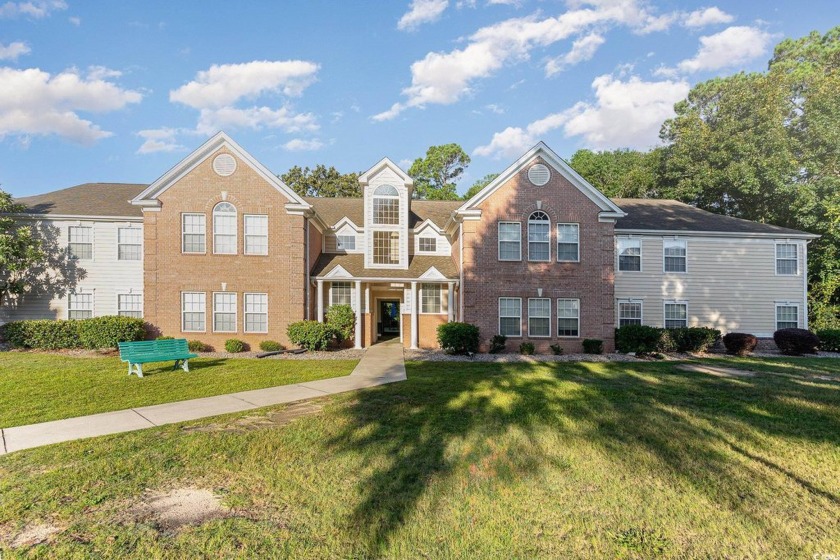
[1,357,839,558]
[0,352,357,427]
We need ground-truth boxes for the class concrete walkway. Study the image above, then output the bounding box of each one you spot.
[0,339,406,455]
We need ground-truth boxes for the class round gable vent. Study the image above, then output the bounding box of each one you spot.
[213,154,237,177]
[528,163,550,186]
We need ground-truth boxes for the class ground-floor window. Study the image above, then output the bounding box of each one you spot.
[618,300,642,326]
[421,284,442,314]
[182,292,206,332]
[68,292,93,320]
[244,293,268,333]
[499,297,522,337]
[664,301,688,328]
[213,292,237,333]
[528,298,551,337]
[557,298,580,337]
[330,282,353,306]
[118,293,142,318]
[776,304,799,330]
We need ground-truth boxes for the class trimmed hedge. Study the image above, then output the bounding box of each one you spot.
[287,320,334,351]
[489,335,507,354]
[816,329,840,352]
[774,328,819,355]
[583,339,603,354]
[225,339,247,353]
[259,340,284,352]
[325,304,355,343]
[669,327,720,352]
[615,325,720,354]
[519,342,535,355]
[722,333,758,356]
[550,343,564,355]
[188,340,209,352]
[437,322,480,354]
[1,316,145,350]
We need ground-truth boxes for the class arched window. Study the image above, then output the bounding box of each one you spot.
[528,211,550,262]
[372,184,400,225]
[213,202,237,254]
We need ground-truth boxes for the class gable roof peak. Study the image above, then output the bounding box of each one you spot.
[358,156,414,186]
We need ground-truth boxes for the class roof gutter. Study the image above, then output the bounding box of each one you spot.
[615,228,820,240]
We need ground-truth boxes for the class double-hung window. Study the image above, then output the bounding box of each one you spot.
[557,298,580,337]
[499,297,522,337]
[373,231,400,265]
[336,234,356,251]
[776,243,798,275]
[213,202,237,254]
[618,301,642,326]
[617,238,641,271]
[244,215,268,255]
[68,292,93,319]
[244,293,268,333]
[665,301,688,328]
[182,213,206,253]
[776,304,799,329]
[118,293,142,318]
[330,282,352,306]
[118,227,141,260]
[68,226,93,260]
[664,239,687,273]
[498,222,521,261]
[528,298,551,337]
[182,292,206,332]
[528,211,550,262]
[213,292,237,332]
[557,224,579,262]
[418,237,437,253]
[421,284,442,314]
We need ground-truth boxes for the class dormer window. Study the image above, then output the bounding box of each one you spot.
[372,185,400,225]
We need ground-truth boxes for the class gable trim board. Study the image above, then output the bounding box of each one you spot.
[358,157,414,186]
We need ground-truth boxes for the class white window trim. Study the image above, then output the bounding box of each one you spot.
[181,291,206,333]
[556,223,580,263]
[498,221,522,262]
[528,297,552,338]
[213,203,238,255]
[68,225,94,261]
[663,300,689,329]
[528,212,551,263]
[775,302,800,330]
[617,299,643,327]
[244,214,269,256]
[498,297,522,338]
[556,298,581,338]
[329,281,353,307]
[616,237,642,272]
[420,283,445,315]
[336,234,356,252]
[212,292,238,333]
[244,292,269,334]
[774,241,799,276]
[181,213,206,254]
[116,291,143,318]
[418,237,437,253]
[67,289,94,320]
[116,226,142,261]
[663,239,688,274]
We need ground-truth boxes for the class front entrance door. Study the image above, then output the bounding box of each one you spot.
[378,300,400,338]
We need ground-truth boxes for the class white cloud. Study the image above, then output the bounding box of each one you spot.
[0,41,30,61]
[397,0,448,31]
[0,66,142,144]
[676,26,773,73]
[0,0,66,18]
[282,138,324,151]
[474,73,689,158]
[485,103,505,114]
[136,128,185,154]
[86,65,121,80]
[195,106,317,136]
[545,32,604,76]
[68,15,80,25]
[682,7,734,28]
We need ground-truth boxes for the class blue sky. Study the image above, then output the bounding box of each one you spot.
[1,0,837,197]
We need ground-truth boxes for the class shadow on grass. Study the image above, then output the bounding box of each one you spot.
[326,359,840,554]
[131,359,228,377]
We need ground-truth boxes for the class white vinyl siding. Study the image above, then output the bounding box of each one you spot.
[182,292,206,332]
[776,304,799,330]
[68,226,93,260]
[618,301,642,326]
[498,222,521,261]
[117,293,143,318]
[557,298,580,337]
[528,298,551,337]
[664,302,688,329]
[213,202,237,254]
[617,238,641,271]
[421,284,443,314]
[499,297,522,337]
[663,239,687,273]
[528,211,550,262]
[244,215,268,255]
[330,282,353,306]
[182,213,206,253]
[117,227,142,261]
[776,243,798,275]
[557,223,579,262]
[213,292,237,333]
[68,292,93,319]
[244,293,268,333]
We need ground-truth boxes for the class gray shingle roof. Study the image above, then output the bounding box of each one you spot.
[14,183,147,218]
[311,253,459,279]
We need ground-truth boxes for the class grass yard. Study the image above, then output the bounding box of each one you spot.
[1,357,839,558]
[0,352,357,427]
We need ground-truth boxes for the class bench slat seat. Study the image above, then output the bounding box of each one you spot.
[119,339,198,378]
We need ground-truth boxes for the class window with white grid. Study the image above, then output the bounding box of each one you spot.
[182,213,206,253]
[118,293,142,318]
[664,240,687,273]
[182,292,205,332]
[421,284,442,314]
[213,202,237,254]
[244,293,268,333]
[244,215,268,255]
[68,226,93,260]
[373,231,400,265]
[419,237,437,253]
[499,297,522,337]
[557,223,579,262]
[498,222,521,261]
[557,298,580,337]
[373,185,400,225]
[618,238,641,271]
[618,301,642,326]
[528,298,551,337]
[776,244,798,275]
[68,292,93,319]
[528,211,550,262]
[336,234,356,251]
[776,305,798,330]
[330,282,352,306]
[213,292,237,332]
[665,302,687,328]
[118,227,142,261]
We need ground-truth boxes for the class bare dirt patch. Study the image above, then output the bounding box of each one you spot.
[678,364,755,378]
[129,487,229,532]
[7,522,63,548]
[182,400,324,434]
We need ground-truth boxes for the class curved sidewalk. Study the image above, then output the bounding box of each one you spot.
[0,339,406,455]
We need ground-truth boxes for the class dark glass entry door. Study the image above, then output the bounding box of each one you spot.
[379,300,400,337]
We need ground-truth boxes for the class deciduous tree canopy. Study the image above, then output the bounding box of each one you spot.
[408,144,470,200]
[280,165,361,198]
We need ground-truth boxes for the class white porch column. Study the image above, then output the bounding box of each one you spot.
[448,282,455,322]
[316,279,324,323]
[354,280,363,349]
[410,281,419,349]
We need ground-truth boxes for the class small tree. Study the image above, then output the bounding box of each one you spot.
[0,189,46,307]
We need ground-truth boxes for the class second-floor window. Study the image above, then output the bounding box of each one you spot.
[244,215,268,255]
[419,237,437,252]
[557,224,579,262]
[336,234,356,251]
[118,227,141,260]
[213,202,237,254]
[528,211,550,262]
[182,213,206,253]
[498,222,521,261]
[663,239,687,273]
[372,185,400,225]
[373,231,400,265]
[68,226,93,260]
[776,243,798,275]
[617,238,641,271]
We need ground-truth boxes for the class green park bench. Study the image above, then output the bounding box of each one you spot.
[118,339,198,378]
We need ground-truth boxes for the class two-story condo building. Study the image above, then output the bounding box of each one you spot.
[3,132,817,352]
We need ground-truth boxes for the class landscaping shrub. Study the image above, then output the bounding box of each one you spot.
[437,322,480,354]
[287,320,335,351]
[259,340,284,352]
[722,332,758,356]
[774,328,819,355]
[1,316,145,350]
[489,335,507,354]
[668,327,721,353]
[156,335,174,340]
[325,304,355,343]
[550,343,564,355]
[77,316,146,349]
[615,325,666,354]
[816,329,840,352]
[583,339,603,354]
[519,342,535,355]
[188,340,208,352]
[224,339,247,353]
